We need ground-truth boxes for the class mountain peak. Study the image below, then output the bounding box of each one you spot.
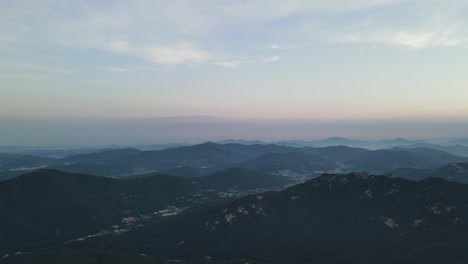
[196,141,218,147]
[326,137,349,141]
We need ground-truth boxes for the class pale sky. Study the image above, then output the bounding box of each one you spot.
[1,0,468,145]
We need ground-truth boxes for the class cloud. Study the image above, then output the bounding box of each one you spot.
[332,26,463,49]
[214,61,242,68]
[127,66,167,72]
[0,1,412,47]
[214,56,280,68]
[389,32,437,48]
[204,0,408,24]
[1,0,468,72]
[109,41,130,53]
[388,31,460,48]
[106,40,279,68]
[320,1,468,49]
[255,56,281,63]
[142,46,214,66]
[269,44,308,50]
[106,41,214,66]
[95,66,129,72]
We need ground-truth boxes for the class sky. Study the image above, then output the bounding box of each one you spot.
[1,0,468,145]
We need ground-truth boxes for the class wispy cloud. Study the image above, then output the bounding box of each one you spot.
[109,40,130,54]
[268,44,309,50]
[321,1,468,49]
[95,66,129,72]
[214,56,281,68]
[389,30,460,48]
[107,41,215,67]
[255,56,281,64]
[142,46,214,66]
[330,26,464,49]
[106,40,280,68]
[127,66,167,72]
[5,62,74,75]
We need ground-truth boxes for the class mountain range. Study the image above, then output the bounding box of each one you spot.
[2,142,468,182]
[127,173,468,264]
[3,140,468,263]
[5,172,468,264]
[390,162,468,183]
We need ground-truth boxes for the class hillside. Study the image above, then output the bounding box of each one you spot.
[125,173,468,263]
[391,162,468,183]
[9,172,468,264]
[0,169,217,254]
[0,167,293,255]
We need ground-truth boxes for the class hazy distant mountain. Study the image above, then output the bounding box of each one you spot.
[343,147,468,172]
[55,142,298,177]
[276,137,425,149]
[155,166,206,178]
[304,145,371,161]
[17,173,468,264]
[61,148,142,164]
[0,146,102,158]
[175,145,468,178]
[305,146,467,173]
[390,162,468,183]
[217,139,269,145]
[396,143,468,157]
[449,138,468,146]
[0,149,143,180]
[0,154,54,180]
[0,154,54,170]
[131,143,190,151]
[309,136,369,146]
[274,137,364,148]
[236,151,336,177]
[1,143,467,181]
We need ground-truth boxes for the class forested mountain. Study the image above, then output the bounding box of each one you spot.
[7,173,468,264]
[0,167,293,255]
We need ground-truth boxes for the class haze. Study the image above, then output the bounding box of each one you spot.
[1,0,468,145]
